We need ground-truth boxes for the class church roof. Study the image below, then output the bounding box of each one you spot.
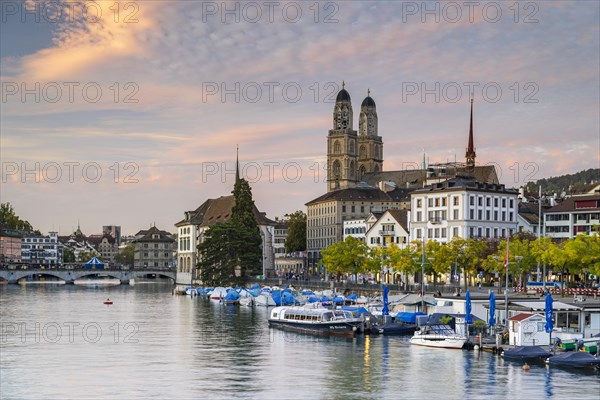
[414,176,518,194]
[336,88,351,103]
[361,95,376,108]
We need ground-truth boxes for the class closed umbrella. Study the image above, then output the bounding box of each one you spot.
[545,293,554,348]
[382,286,389,316]
[465,290,473,324]
[488,291,496,328]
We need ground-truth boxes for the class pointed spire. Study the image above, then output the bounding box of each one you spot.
[342,80,345,90]
[235,144,240,183]
[367,88,370,97]
[465,94,476,169]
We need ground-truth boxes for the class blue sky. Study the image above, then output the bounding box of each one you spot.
[1,0,599,235]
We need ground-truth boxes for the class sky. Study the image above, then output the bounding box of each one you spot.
[1,0,599,236]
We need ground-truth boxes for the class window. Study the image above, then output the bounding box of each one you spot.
[417,199,422,208]
[428,198,433,207]
[502,211,506,221]
[502,198,506,207]
[494,198,499,207]
[470,210,474,219]
[494,211,498,221]
[428,229,433,238]
[478,210,482,220]
[453,196,459,206]
[435,198,440,207]
[486,197,491,206]
[351,205,355,213]
[416,211,422,222]
[470,196,475,206]
[441,228,447,238]
[453,210,459,219]
[486,210,490,220]
[416,229,422,239]
[361,206,364,213]
[509,199,514,208]
[478,197,483,206]
[342,206,346,213]
[453,227,459,237]
[442,198,447,206]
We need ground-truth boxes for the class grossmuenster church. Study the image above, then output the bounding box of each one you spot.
[305,83,500,271]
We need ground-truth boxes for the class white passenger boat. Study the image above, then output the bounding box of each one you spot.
[268,306,363,336]
[409,324,467,349]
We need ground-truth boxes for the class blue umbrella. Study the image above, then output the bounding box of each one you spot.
[382,286,389,316]
[488,291,496,328]
[544,293,554,333]
[465,290,473,324]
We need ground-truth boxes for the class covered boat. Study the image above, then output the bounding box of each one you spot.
[268,306,363,336]
[546,351,600,368]
[502,345,552,361]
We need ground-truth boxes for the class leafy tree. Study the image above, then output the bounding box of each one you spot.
[284,211,306,253]
[567,233,600,276]
[198,222,238,286]
[114,244,134,267]
[321,237,369,279]
[0,202,33,231]
[63,248,75,263]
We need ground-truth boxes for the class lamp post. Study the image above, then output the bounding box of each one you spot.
[495,254,523,326]
[413,236,434,313]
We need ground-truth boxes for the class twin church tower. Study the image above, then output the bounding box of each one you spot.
[327,82,383,192]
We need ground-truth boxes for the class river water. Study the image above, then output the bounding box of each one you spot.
[1,284,598,400]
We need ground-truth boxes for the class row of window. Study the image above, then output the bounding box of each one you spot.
[414,227,515,239]
[370,236,406,245]
[179,238,191,251]
[344,227,366,234]
[469,209,514,222]
[141,252,171,258]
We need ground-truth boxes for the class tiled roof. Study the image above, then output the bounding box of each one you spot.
[386,209,409,231]
[414,176,518,194]
[306,186,408,205]
[176,195,275,227]
[362,165,499,189]
[545,194,600,213]
[133,226,175,243]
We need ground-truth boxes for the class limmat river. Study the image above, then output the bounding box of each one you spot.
[1,283,598,400]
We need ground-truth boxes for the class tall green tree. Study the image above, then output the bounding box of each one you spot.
[284,211,307,253]
[198,177,262,286]
[0,202,33,231]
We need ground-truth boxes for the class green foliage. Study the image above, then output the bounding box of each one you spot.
[284,211,306,253]
[525,168,599,196]
[114,244,134,266]
[0,203,33,231]
[198,178,262,286]
[321,237,369,276]
[440,316,453,324]
[63,248,75,263]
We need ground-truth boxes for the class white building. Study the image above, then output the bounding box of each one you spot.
[21,232,63,266]
[365,209,409,248]
[544,194,600,239]
[409,177,519,243]
[342,218,368,242]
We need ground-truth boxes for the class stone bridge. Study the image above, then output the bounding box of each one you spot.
[0,268,176,285]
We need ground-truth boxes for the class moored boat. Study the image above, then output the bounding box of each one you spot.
[268,306,363,336]
[501,345,552,362]
[410,324,467,349]
[546,351,600,369]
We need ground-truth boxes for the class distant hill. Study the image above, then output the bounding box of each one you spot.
[525,168,599,196]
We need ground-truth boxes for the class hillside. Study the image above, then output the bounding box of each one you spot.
[525,168,599,196]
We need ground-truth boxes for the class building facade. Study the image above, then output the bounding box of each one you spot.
[21,232,63,266]
[409,177,519,243]
[365,209,410,248]
[0,227,22,263]
[544,194,600,239]
[132,226,176,269]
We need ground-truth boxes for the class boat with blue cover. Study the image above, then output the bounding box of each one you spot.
[546,351,600,369]
[501,345,552,362]
[268,306,363,336]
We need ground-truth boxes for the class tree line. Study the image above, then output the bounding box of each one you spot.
[321,233,600,289]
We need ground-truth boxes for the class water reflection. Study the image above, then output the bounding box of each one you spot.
[1,285,598,400]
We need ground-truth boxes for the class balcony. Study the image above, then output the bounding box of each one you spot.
[430,218,443,225]
[379,230,395,236]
